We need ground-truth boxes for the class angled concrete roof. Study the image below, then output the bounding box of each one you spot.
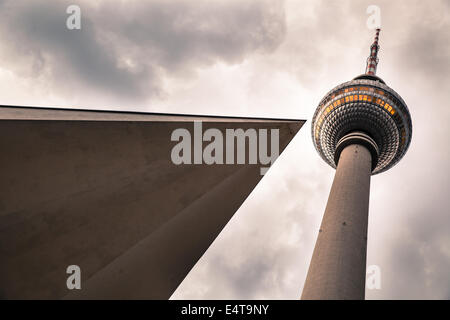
[0,105,304,299]
[0,105,302,123]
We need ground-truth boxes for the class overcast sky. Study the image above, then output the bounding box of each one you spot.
[1,0,449,299]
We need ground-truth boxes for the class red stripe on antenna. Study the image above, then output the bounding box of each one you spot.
[365,28,381,75]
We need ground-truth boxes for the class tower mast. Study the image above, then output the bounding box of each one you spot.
[365,28,381,75]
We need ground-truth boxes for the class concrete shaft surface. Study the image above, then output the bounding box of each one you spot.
[301,143,372,300]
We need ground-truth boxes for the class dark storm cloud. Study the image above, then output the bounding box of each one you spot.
[97,1,286,70]
[399,27,450,82]
[0,0,286,100]
[0,1,149,97]
[380,205,450,299]
[385,149,450,300]
[209,251,273,298]
[384,1,450,85]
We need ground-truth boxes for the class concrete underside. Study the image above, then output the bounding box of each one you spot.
[301,144,372,300]
[0,106,304,299]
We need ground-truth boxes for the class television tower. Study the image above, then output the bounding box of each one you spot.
[301,29,412,299]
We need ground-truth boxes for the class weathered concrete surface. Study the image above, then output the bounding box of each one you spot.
[65,165,260,300]
[0,106,304,299]
[301,144,372,300]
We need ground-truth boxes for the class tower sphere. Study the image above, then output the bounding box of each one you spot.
[311,30,412,174]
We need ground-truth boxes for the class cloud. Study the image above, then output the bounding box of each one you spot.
[0,0,286,102]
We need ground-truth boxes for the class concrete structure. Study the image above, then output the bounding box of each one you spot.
[301,141,372,299]
[0,105,304,299]
[302,29,412,299]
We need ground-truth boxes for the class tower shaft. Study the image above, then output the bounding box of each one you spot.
[302,143,372,300]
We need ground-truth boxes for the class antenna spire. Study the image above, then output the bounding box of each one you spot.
[365,28,381,75]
